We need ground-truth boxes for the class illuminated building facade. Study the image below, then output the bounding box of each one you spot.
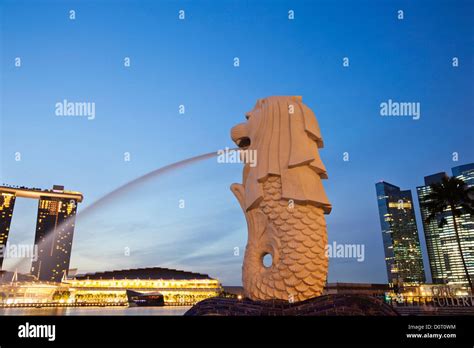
[0,192,16,269]
[70,267,222,305]
[31,185,80,282]
[376,182,426,286]
[417,163,474,287]
[0,267,222,307]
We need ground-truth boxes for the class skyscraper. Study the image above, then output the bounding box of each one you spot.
[0,192,16,269]
[417,163,474,287]
[376,182,426,286]
[31,185,80,282]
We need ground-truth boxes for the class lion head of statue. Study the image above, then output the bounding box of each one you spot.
[231,96,331,213]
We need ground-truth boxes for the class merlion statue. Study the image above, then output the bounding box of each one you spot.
[230,96,331,302]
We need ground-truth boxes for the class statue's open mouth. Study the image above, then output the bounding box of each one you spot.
[231,122,250,149]
[236,137,251,149]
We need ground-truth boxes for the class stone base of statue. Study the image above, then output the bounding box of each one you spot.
[184,294,399,316]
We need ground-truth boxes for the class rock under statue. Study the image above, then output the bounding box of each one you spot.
[230,96,332,302]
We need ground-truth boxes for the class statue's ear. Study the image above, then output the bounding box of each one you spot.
[288,106,315,167]
[301,103,324,148]
[256,99,265,108]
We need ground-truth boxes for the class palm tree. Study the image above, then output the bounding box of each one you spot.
[422,176,474,293]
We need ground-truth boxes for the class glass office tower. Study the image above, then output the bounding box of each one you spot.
[376,181,426,286]
[417,163,474,287]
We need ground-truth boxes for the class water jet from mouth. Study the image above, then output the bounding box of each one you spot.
[8,149,233,276]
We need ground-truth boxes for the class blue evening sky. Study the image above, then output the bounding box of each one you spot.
[1,0,473,285]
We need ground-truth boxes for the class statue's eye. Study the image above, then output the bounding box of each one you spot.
[245,114,251,120]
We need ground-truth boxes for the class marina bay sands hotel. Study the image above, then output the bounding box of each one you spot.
[0,184,83,282]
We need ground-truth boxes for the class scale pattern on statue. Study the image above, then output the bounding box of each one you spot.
[243,175,328,302]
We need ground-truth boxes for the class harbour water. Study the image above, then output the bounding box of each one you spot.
[0,306,191,316]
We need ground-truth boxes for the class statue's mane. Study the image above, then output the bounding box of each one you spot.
[243,96,331,213]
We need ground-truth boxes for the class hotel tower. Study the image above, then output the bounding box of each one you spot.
[0,184,83,282]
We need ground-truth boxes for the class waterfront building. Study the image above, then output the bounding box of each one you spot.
[0,267,222,307]
[70,267,222,305]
